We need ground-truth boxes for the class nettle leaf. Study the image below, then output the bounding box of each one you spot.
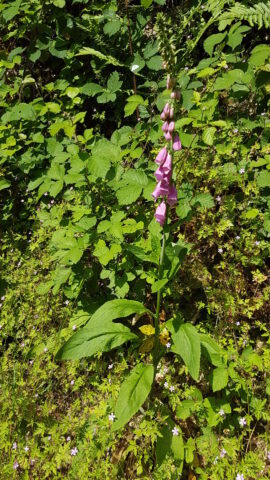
[56,322,138,360]
[210,367,229,392]
[107,71,122,93]
[93,240,121,265]
[257,170,270,188]
[191,193,214,209]
[124,95,147,117]
[97,91,116,103]
[112,363,154,430]
[80,82,104,96]
[116,169,148,205]
[202,127,216,146]
[88,139,121,178]
[170,320,201,381]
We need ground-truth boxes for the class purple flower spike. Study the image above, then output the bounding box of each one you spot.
[167,184,178,206]
[168,121,175,133]
[155,147,168,165]
[160,112,166,120]
[163,103,170,116]
[154,201,167,226]
[173,134,182,151]
[164,131,172,141]
[154,165,172,183]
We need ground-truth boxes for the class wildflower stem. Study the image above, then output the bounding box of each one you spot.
[153,226,166,374]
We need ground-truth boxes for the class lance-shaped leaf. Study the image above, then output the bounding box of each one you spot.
[56,323,138,360]
[112,363,154,431]
[168,318,201,381]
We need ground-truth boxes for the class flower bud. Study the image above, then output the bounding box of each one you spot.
[162,121,169,132]
[171,90,181,100]
[155,147,168,165]
[173,134,182,151]
[166,76,176,90]
[169,107,174,119]
[154,201,167,226]
[168,121,175,133]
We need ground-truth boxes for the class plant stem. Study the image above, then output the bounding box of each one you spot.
[153,228,166,375]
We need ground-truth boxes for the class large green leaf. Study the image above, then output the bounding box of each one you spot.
[203,33,226,56]
[56,323,138,360]
[84,299,151,330]
[210,367,229,392]
[112,363,154,430]
[170,321,201,381]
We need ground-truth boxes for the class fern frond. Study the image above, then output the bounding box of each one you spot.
[219,2,270,29]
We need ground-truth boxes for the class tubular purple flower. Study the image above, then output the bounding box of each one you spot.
[171,90,181,100]
[169,107,174,119]
[154,201,167,226]
[167,184,178,206]
[162,154,172,175]
[168,121,175,133]
[152,181,169,201]
[163,103,170,116]
[154,165,172,183]
[160,112,167,120]
[162,121,169,132]
[164,131,172,141]
[155,147,168,165]
[173,134,182,151]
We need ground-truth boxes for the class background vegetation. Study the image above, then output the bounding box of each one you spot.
[0,0,269,478]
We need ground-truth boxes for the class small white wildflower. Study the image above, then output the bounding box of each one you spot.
[261,112,266,116]
[233,128,238,134]
[184,66,189,71]
[66,436,71,442]
[108,364,114,370]
[13,461,19,470]
[48,436,51,441]
[219,409,225,416]
[236,235,240,240]
[131,64,139,72]
[163,366,168,374]
[166,342,171,349]
[164,381,169,389]
[218,248,223,254]
[21,342,25,348]
[239,168,245,174]
[12,442,17,450]
[65,300,69,305]
[1,296,5,301]
[24,446,29,452]
[43,347,48,353]
[172,426,179,436]
[216,196,221,203]
[70,447,78,456]
[236,474,244,480]
[72,325,77,331]
[239,417,246,427]
[70,380,75,386]
[34,393,38,398]
[169,386,175,392]
[220,448,227,458]
[108,413,116,422]
[255,240,260,246]
[236,321,241,326]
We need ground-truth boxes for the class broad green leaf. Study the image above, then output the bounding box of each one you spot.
[103,19,121,36]
[80,82,104,96]
[112,363,154,430]
[116,184,142,205]
[124,95,146,117]
[203,33,226,56]
[151,278,168,293]
[210,367,229,392]
[200,334,225,367]
[171,321,201,381]
[0,178,11,191]
[56,322,138,360]
[84,299,150,330]
[191,193,214,209]
[146,55,162,71]
[227,25,250,50]
[249,44,270,66]
[107,71,122,93]
[93,240,121,265]
[257,170,270,188]
[243,208,260,219]
[202,127,216,146]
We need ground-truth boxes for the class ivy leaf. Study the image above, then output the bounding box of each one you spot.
[112,363,154,430]
[170,320,201,381]
[56,323,138,360]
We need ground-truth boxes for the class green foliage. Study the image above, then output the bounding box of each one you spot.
[0,0,270,477]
